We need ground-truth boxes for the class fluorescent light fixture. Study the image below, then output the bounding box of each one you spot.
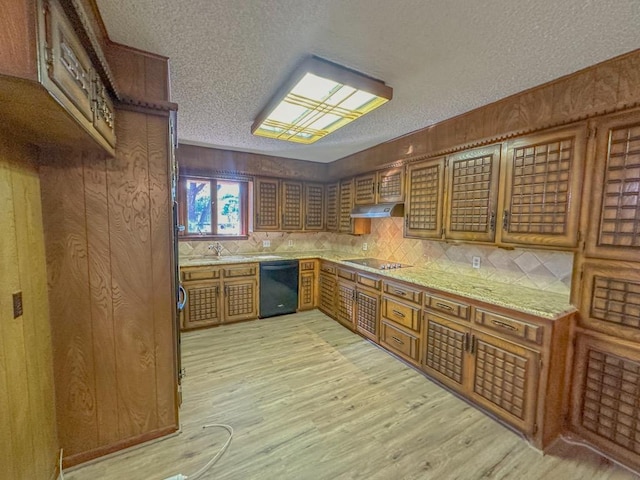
[251,56,393,144]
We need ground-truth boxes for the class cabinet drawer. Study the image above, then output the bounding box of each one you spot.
[300,260,316,271]
[223,264,257,278]
[182,267,220,282]
[426,294,470,320]
[474,309,543,345]
[381,321,420,362]
[357,273,381,290]
[320,263,336,275]
[383,281,422,305]
[337,268,356,281]
[382,297,421,332]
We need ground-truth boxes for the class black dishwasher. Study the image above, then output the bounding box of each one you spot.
[259,260,299,318]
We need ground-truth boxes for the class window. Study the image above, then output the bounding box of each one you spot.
[179,176,248,238]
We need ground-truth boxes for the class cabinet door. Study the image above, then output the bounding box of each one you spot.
[378,166,405,203]
[183,281,221,330]
[338,179,355,233]
[325,182,339,232]
[585,111,640,261]
[254,178,280,231]
[469,330,539,434]
[579,260,640,343]
[423,313,469,393]
[354,173,376,205]
[281,180,303,231]
[304,183,324,230]
[500,125,586,247]
[336,279,356,329]
[298,270,317,310]
[355,288,380,342]
[223,279,258,322]
[570,333,640,472]
[405,157,445,239]
[319,272,336,318]
[445,145,501,242]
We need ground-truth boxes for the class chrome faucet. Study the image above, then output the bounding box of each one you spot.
[213,242,223,257]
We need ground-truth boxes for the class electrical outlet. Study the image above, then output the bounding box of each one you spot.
[472,256,481,269]
[287,240,293,247]
[263,240,271,247]
[362,243,368,251]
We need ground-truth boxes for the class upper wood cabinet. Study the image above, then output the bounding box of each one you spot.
[281,180,303,231]
[254,178,280,231]
[254,178,319,232]
[304,183,324,231]
[0,0,116,154]
[354,167,405,205]
[405,157,446,239]
[498,125,587,248]
[444,144,501,243]
[338,178,371,235]
[585,110,640,261]
[325,182,339,232]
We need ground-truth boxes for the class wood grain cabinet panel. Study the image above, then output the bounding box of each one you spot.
[304,183,324,230]
[571,333,640,471]
[355,287,380,342]
[499,125,586,248]
[354,172,377,205]
[339,178,355,233]
[336,279,356,330]
[424,313,468,391]
[281,180,303,231]
[405,157,446,239]
[382,297,421,332]
[579,260,640,342]
[223,278,258,322]
[183,281,222,329]
[382,280,423,305]
[585,111,640,260]
[378,166,405,203]
[254,178,280,231]
[319,270,337,317]
[380,321,420,364]
[325,182,339,232]
[298,260,318,311]
[444,145,501,242]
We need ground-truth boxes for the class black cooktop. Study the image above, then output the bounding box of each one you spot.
[344,258,411,270]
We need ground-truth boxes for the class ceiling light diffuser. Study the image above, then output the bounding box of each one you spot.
[251,56,393,144]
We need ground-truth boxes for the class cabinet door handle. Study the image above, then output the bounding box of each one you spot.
[489,211,496,231]
[470,335,476,354]
[391,336,404,345]
[492,319,517,331]
[392,309,405,318]
[464,332,470,351]
[435,302,453,311]
[502,210,510,230]
[394,289,407,296]
[405,214,409,228]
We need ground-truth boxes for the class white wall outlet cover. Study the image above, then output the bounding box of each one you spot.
[472,256,481,269]
[263,240,271,247]
[288,240,293,246]
[362,243,368,251]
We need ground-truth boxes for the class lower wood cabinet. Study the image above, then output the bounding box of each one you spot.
[183,281,222,329]
[298,260,318,310]
[570,332,640,472]
[319,270,337,317]
[380,283,423,365]
[355,286,380,342]
[334,269,381,339]
[336,278,356,330]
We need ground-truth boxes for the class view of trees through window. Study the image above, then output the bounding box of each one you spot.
[184,177,244,236]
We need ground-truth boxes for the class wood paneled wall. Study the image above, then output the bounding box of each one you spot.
[177,143,327,180]
[328,48,640,179]
[0,134,59,480]
[40,108,178,467]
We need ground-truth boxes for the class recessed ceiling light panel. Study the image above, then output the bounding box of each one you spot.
[252,56,393,144]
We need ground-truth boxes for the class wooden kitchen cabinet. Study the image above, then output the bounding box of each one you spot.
[585,110,640,261]
[444,144,501,243]
[254,177,280,231]
[281,180,303,230]
[183,281,222,329]
[570,332,640,472]
[325,182,339,232]
[336,278,357,330]
[298,260,318,310]
[338,178,371,235]
[354,166,405,205]
[304,183,325,230]
[222,263,258,322]
[405,157,446,239]
[498,125,586,248]
[319,263,337,317]
[381,280,423,365]
[355,274,381,342]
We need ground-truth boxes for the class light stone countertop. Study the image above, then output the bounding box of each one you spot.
[180,251,575,320]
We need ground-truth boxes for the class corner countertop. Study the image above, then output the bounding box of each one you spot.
[180,251,575,320]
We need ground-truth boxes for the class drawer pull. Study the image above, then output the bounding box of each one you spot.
[394,289,407,296]
[435,302,453,311]
[392,309,406,318]
[492,320,517,331]
[464,332,470,351]
[391,336,404,345]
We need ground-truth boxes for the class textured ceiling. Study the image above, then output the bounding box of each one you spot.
[96,0,640,163]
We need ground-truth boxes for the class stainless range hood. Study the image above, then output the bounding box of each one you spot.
[350,203,404,218]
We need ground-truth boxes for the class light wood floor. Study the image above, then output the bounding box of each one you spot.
[65,310,637,480]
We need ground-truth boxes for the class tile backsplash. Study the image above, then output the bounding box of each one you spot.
[180,217,573,296]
